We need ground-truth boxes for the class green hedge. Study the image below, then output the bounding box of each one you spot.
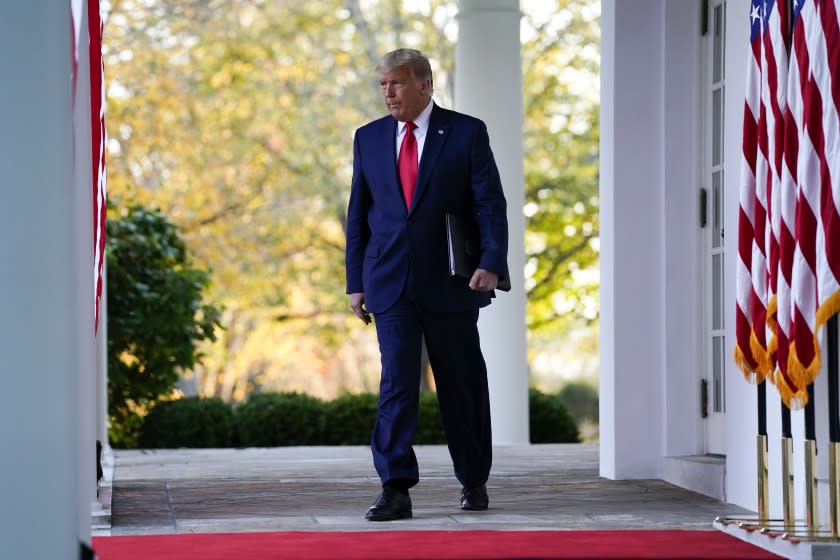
[323,392,378,445]
[236,392,326,446]
[529,388,581,443]
[134,388,581,448]
[139,396,235,448]
[319,391,446,445]
[556,381,599,423]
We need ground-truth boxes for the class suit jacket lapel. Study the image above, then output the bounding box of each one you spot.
[377,117,405,213]
[409,104,450,215]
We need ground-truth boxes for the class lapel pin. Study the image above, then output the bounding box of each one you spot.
[438,129,444,135]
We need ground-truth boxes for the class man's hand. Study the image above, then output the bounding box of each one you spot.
[349,292,371,324]
[469,268,498,292]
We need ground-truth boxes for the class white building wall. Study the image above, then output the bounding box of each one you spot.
[636,0,840,522]
[601,0,828,516]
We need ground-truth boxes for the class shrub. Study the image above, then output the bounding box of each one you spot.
[415,391,446,444]
[107,205,221,448]
[236,392,326,446]
[529,388,581,443]
[324,392,378,445]
[322,391,446,445]
[108,409,145,450]
[557,381,599,423]
[139,396,235,448]
[131,388,582,448]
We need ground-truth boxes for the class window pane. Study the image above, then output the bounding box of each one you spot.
[722,3,726,79]
[713,171,722,247]
[713,336,724,412]
[713,254,722,329]
[714,5,723,82]
[713,89,722,165]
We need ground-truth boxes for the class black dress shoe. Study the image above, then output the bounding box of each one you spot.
[460,484,489,510]
[365,487,412,521]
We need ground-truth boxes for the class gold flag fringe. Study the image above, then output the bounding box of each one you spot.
[782,290,840,394]
[786,340,821,400]
[734,344,761,384]
[734,323,773,384]
[766,294,780,366]
[773,367,808,409]
[815,290,840,341]
[749,329,774,381]
[768,290,840,410]
[764,295,808,408]
[734,287,840,409]
[766,295,779,333]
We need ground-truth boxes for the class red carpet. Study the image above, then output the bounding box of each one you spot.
[93,530,782,559]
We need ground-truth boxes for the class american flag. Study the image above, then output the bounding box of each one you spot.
[737,0,840,408]
[735,0,779,386]
[89,0,107,335]
[760,0,802,405]
[72,0,107,334]
[775,0,805,405]
[788,0,840,393]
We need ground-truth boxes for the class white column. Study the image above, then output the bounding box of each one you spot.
[599,0,666,479]
[456,0,529,444]
[73,0,99,541]
[0,3,83,558]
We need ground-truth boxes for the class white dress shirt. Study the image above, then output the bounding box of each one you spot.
[396,98,434,164]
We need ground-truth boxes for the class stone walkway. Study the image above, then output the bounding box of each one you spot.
[99,444,758,536]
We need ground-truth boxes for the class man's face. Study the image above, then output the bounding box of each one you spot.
[379,65,430,122]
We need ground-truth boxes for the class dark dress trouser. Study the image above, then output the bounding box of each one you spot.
[371,294,492,490]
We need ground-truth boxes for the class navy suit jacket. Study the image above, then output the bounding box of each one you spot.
[345,103,509,314]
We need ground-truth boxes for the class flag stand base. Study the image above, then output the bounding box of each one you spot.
[806,439,819,535]
[782,436,795,530]
[757,435,769,522]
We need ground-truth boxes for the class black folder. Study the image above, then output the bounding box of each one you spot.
[446,212,511,292]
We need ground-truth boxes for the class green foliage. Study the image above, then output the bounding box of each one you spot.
[107,409,145,450]
[529,388,581,444]
[236,392,326,446]
[131,389,583,448]
[139,396,235,448]
[557,381,599,423]
[103,0,602,398]
[107,205,221,448]
[323,392,378,445]
[522,2,601,335]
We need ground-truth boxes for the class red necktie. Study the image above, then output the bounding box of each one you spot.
[398,121,418,210]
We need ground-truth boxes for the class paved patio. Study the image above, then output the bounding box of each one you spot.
[98,444,757,536]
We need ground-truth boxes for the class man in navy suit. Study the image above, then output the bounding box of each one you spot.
[345,48,509,521]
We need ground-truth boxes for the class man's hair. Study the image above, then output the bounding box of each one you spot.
[376,49,434,90]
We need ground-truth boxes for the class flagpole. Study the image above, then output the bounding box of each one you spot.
[805,382,819,534]
[828,315,840,537]
[758,381,770,522]
[781,400,795,530]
